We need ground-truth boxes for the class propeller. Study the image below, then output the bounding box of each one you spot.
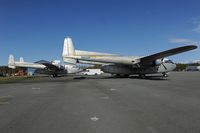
[161,58,167,70]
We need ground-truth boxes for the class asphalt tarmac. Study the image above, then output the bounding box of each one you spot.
[0,72,200,133]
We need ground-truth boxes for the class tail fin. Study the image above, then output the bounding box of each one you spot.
[62,37,75,57]
[8,54,16,69]
[19,57,24,63]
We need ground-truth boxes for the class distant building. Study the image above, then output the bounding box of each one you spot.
[186,66,200,71]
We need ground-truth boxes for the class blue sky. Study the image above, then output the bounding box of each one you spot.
[0,0,200,65]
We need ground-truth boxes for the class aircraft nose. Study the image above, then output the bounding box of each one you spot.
[172,63,176,71]
[162,63,176,72]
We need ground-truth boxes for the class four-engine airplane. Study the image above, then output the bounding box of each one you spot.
[62,37,197,78]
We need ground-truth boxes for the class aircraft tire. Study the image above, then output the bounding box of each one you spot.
[162,73,168,77]
[139,74,146,79]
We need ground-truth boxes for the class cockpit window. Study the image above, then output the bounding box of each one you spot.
[164,60,174,64]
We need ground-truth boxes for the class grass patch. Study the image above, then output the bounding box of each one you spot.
[0,76,34,84]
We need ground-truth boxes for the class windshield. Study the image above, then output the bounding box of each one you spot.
[164,60,174,64]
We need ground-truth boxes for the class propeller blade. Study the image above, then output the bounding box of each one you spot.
[161,58,167,70]
[161,63,167,70]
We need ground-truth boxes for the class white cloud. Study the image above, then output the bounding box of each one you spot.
[169,38,193,44]
[192,23,200,33]
[178,60,200,64]
[193,60,200,63]
[192,17,200,33]
[169,38,199,46]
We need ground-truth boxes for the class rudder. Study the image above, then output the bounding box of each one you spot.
[62,37,75,57]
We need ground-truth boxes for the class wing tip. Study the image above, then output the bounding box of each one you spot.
[180,44,198,50]
[187,45,198,50]
[193,45,198,49]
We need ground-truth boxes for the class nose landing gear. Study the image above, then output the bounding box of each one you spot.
[162,72,168,77]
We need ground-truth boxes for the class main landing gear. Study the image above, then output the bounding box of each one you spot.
[139,74,146,79]
[51,74,58,77]
[114,74,130,78]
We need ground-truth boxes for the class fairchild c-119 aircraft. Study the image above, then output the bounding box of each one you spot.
[8,55,83,77]
[62,37,197,78]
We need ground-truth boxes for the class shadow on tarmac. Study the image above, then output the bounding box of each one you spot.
[73,75,169,81]
[2,75,169,84]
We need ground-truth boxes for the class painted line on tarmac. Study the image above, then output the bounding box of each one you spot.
[101,96,110,100]
[32,87,41,90]
[110,88,117,91]
[90,116,99,122]
[0,95,12,105]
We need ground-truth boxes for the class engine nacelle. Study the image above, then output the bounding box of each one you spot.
[101,65,133,74]
[64,64,82,74]
[8,65,16,69]
[153,59,162,66]
[52,60,61,65]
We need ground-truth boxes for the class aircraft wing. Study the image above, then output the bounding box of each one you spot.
[64,45,197,66]
[64,55,137,65]
[35,60,61,71]
[139,45,197,63]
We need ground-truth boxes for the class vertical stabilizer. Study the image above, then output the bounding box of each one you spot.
[62,37,75,57]
[8,54,16,69]
[62,37,77,64]
[19,57,24,63]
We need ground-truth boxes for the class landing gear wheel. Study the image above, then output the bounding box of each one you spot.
[124,74,130,78]
[115,74,121,77]
[162,73,168,77]
[139,74,146,79]
[53,74,58,77]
